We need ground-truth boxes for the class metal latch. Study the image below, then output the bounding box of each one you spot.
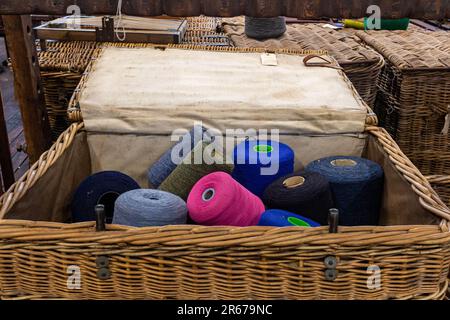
[324,208,339,281]
[95,17,115,42]
[95,204,111,280]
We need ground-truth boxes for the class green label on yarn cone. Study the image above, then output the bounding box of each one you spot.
[288,217,311,227]
[254,145,273,153]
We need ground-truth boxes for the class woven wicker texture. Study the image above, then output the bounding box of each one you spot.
[38,41,99,141]
[357,30,450,177]
[183,30,231,47]
[429,175,450,208]
[186,16,222,32]
[184,17,231,46]
[427,174,450,300]
[222,17,384,107]
[0,123,450,300]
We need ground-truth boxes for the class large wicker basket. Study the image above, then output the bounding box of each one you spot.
[2,44,450,299]
[222,17,385,108]
[356,30,450,177]
[0,122,449,300]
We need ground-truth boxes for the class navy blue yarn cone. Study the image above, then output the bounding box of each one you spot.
[306,156,384,226]
[148,126,208,188]
[258,209,320,227]
[232,140,295,198]
[71,171,141,223]
[262,171,333,225]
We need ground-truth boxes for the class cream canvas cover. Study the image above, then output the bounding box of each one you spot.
[78,47,369,135]
[75,47,371,184]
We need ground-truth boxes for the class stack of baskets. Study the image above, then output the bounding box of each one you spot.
[38,41,100,141]
[222,17,385,108]
[356,30,450,203]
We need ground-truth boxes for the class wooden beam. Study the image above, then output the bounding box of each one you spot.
[2,15,51,163]
[0,90,15,191]
[0,0,448,19]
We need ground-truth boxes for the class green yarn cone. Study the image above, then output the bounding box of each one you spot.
[158,141,234,200]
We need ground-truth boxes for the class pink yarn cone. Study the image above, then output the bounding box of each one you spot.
[187,172,265,227]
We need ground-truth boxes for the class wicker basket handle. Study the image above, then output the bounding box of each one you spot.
[303,54,342,70]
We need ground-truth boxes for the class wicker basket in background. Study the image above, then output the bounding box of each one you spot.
[184,17,231,46]
[222,17,385,108]
[357,30,450,176]
[183,30,231,47]
[38,41,99,141]
[186,16,222,32]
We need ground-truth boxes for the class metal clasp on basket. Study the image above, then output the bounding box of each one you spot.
[95,16,115,42]
[324,209,339,281]
[95,204,111,280]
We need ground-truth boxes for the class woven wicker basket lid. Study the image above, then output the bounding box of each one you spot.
[356,30,450,70]
[38,41,100,73]
[222,17,381,66]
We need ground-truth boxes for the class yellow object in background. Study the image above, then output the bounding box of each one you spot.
[343,19,365,30]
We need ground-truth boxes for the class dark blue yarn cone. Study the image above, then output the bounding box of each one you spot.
[262,171,334,225]
[71,171,141,223]
[148,125,208,188]
[305,156,384,226]
[232,140,295,197]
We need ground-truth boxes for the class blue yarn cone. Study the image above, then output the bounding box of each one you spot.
[306,156,384,226]
[232,140,295,197]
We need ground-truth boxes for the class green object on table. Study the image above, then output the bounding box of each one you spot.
[344,18,410,30]
[364,17,410,30]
